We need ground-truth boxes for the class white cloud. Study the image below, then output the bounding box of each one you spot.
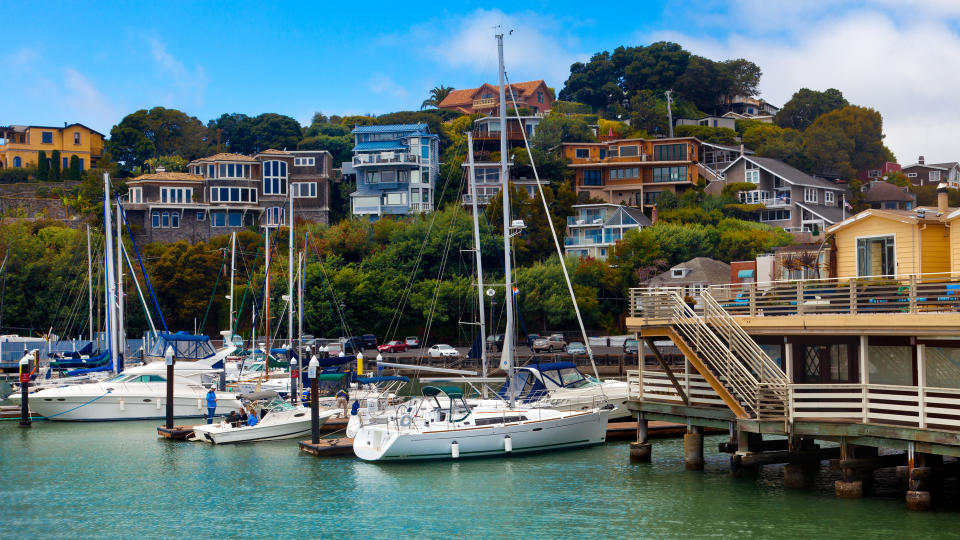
[649,7,960,164]
[369,74,408,100]
[146,37,208,107]
[419,9,588,87]
[3,47,38,67]
[62,68,119,130]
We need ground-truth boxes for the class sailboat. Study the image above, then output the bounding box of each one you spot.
[9,174,243,421]
[352,33,609,461]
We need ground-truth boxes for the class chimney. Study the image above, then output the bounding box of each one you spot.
[919,155,925,165]
[739,144,744,156]
[938,182,948,214]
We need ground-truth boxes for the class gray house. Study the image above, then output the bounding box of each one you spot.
[646,257,731,300]
[715,155,849,234]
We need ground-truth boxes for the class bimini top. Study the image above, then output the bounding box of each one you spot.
[238,390,281,402]
[148,332,216,360]
[422,385,463,399]
[523,361,577,372]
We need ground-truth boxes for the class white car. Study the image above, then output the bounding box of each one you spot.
[427,344,459,358]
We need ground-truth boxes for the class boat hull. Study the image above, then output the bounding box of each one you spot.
[192,408,337,444]
[353,409,609,461]
[9,386,242,421]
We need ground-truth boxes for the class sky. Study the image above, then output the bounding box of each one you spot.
[2,1,959,165]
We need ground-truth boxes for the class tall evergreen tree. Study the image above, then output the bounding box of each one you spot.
[36,150,49,180]
[68,155,82,180]
[50,150,61,181]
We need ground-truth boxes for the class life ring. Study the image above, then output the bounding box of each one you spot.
[399,414,413,427]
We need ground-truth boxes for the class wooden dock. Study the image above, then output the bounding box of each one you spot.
[0,405,28,419]
[157,425,195,440]
[299,437,355,456]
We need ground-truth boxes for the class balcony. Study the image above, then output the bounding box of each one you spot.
[738,189,770,205]
[461,193,494,206]
[564,233,604,247]
[410,202,433,213]
[767,192,792,207]
[567,215,606,226]
[353,153,420,167]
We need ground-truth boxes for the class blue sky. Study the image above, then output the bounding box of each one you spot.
[3,1,960,163]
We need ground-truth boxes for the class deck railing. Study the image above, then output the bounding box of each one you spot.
[630,273,960,319]
[790,383,960,432]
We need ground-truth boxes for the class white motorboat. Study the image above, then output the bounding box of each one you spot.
[192,391,338,444]
[8,332,243,421]
[353,386,609,461]
[502,362,630,419]
[8,362,242,421]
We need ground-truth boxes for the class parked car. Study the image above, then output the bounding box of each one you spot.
[526,334,540,348]
[323,342,343,356]
[405,336,420,348]
[487,334,505,351]
[532,335,566,353]
[360,334,378,350]
[300,334,316,347]
[427,344,459,358]
[378,340,408,353]
[623,338,639,355]
[566,342,586,355]
[342,337,363,354]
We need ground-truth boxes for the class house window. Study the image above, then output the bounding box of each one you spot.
[78,158,84,170]
[161,212,170,228]
[197,212,205,221]
[643,191,661,205]
[856,235,895,277]
[745,170,760,184]
[152,211,160,228]
[42,132,53,144]
[610,168,639,180]
[653,143,686,161]
[599,149,606,159]
[761,210,791,222]
[228,212,242,227]
[907,173,917,178]
[293,182,317,198]
[824,191,835,205]
[63,157,69,169]
[13,157,21,167]
[263,160,287,195]
[537,91,544,104]
[384,192,406,205]
[294,157,316,167]
[672,268,686,278]
[804,188,818,203]
[73,132,80,145]
[207,165,215,178]
[575,148,589,159]
[930,171,941,183]
[171,212,180,228]
[652,166,686,183]
[583,170,602,186]
[868,170,880,178]
[211,212,226,227]
[618,145,639,158]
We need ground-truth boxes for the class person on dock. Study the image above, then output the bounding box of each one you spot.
[336,388,349,417]
[247,409,259,427]
[205,387,217,424]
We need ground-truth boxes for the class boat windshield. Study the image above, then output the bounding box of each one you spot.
[263,399,294,412]
[104,374,127,383]
[558,367,595,388]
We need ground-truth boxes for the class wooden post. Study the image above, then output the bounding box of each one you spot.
[309,356,319,445]
[850,279,858,315]
[684,425,704,471]
[835,437,863,498]
[630,413,651,462]
[749,281,757,316]
[18,355,31,427]
[860,335,869,423]
[643,337,688,404]
[917,343,926,429]
[909,274,917,313]
[164,346,174,429]
[796,280,804,315]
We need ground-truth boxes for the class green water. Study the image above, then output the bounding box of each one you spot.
[0,420,957,538]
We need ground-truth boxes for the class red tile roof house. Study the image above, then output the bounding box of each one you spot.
[437,80,553,115]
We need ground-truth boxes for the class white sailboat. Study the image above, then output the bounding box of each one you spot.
[352,33,609,461]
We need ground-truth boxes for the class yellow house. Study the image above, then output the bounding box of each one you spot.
[0,123,105,171]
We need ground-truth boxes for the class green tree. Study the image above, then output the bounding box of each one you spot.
[143,155,188,173]
[775,88,849,131]
[885,170,911,187]
[421,85,454,109]
[718,59,763,103]
[36,150,49,181]
[107,107,207,171]
[50,150,61,181]
[803,105,891,179]
[530,114,595,151]
[67,155,81,180]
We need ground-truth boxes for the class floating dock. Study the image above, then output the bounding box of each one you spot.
[299,438,355,456]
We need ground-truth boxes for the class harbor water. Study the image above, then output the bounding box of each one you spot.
[1,419,958,538]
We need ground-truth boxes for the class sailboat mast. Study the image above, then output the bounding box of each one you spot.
[288,186,294,349]
[116,200,124,368]
[86,225,93,342]
[229,232,236,336]
[467,132,488,391]
[262,226,271,391]
[495,31,515,407]
[103,173,119,373]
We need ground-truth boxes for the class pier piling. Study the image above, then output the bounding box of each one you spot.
[684,426,704,471]
[835,438,863,499]
[164,346,174,429]
[629,417,651,462]
[309,356,319,444]
[18,355,31,428]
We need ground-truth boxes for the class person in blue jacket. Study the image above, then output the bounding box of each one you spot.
[247,409,259,427]
[205,387,217,424]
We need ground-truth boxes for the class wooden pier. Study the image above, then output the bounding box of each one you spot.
[299,437,355,456]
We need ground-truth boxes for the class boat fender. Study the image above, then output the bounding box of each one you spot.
[504,435,512,453]
[451,440,460,459]
[399,414,413,427]
[119,399,125,411]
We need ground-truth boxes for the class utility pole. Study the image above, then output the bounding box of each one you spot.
[665,90,674,138]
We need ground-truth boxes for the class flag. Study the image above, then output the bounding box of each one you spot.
[843,195,852,210]
[512,286,519,295]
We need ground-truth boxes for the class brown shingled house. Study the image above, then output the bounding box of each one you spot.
[438,80,552,115]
